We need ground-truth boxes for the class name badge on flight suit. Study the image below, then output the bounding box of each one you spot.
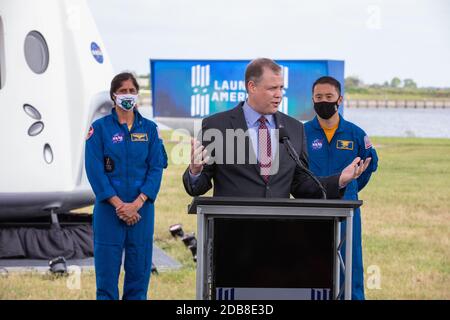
[131,133,148,142]
[336,140,354,150]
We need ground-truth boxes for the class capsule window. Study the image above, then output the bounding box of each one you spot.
[24,31,49,74]
[23,104,42,120]
[43,143,53,164]
[28,121,44,136]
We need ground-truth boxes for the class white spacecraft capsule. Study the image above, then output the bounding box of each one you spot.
[0,0,114,219]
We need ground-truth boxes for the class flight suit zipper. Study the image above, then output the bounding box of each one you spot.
[320,129,332,176]
[122,122,130,202]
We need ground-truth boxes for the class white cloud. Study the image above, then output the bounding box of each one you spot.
[88,0,450,87]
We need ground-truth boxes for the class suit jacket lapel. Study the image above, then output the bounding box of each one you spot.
[270,112,288,182]
[229,102,260,176]
[229,102,248,132]
[229,104,289,184]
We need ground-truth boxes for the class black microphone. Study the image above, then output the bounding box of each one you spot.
[279,127,327,199]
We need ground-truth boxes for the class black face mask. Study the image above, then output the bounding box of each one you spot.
[313,100,339,120]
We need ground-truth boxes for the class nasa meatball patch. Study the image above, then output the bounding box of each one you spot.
[312,139,323,150]
[112,132,124,144]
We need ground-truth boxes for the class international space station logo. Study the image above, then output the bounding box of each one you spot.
[190,64,289,117]
[191,64,210,117]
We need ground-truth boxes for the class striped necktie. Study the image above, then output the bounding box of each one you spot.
[258,116,272,183]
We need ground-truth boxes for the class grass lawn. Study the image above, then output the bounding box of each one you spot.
[0,134,448,300]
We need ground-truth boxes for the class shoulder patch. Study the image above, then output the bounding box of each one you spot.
[86,126,94,140]
[156,127,162,139]
[364,135,372,149]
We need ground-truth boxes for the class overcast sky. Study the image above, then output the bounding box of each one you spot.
[88,0,450,87]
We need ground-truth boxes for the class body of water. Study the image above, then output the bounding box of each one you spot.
[141,105,450,139]
[344,108,450,138]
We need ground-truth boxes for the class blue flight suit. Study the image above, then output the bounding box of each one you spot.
[85,108,166,300]
[304,115,378,300]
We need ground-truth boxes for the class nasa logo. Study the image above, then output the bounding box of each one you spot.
[112,132,124,144]
[312,139,323,150]
[90,42,103,64]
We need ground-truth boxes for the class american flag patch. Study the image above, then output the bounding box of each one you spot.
[364,135,372,149]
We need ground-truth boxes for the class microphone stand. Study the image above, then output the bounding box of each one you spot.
[280,137,327,199]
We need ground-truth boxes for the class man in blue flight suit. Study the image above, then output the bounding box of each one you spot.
[85,73,167,300]
[305,76,378,300]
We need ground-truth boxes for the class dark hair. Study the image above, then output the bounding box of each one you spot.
[245,58,282,91]
[109,72,140,101]
[312,76,341,96]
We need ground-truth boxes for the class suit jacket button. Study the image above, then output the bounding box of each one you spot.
[266,186,270,190]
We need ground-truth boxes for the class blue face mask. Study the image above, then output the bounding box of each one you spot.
[114,93,138,111]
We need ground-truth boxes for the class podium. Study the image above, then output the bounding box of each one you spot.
[188,197,362,300]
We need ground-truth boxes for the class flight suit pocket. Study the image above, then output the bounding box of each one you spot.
[130,139,149,163]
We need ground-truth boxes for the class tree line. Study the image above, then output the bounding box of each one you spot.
[345,76,450,99]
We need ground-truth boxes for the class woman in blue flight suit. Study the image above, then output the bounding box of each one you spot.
[304,76,378,300]
[85,72,167,300]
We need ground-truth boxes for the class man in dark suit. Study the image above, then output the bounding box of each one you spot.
[183,58,371,198]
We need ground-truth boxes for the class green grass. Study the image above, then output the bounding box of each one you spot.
[359,137,450,299]
[0,135,449,299]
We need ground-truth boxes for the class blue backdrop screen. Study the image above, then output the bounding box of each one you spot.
[151,59,344,121]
